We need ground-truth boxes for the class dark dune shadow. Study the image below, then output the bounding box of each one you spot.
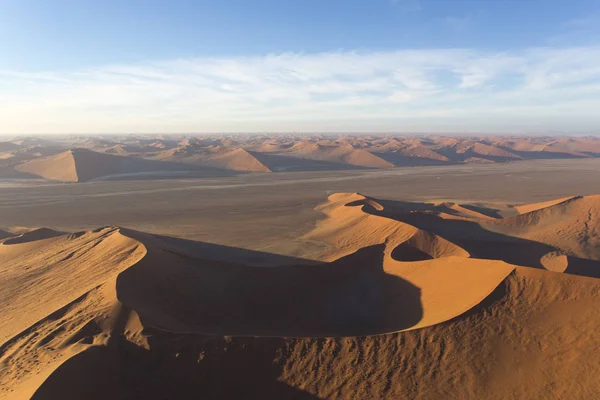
[461,149,519,163]
[151,233,319,266]
[87,163,240,182]
[31,235,424,398]
[565,256,600,278]
[32,335,319,400]
[116,230,424,337]
[90,169,240,182]
[496,146,590,160]
[581,151,600,158]
[359,198,600,277]
[3,227,65,245]
[391,242,433,261]
[372,152,450,167]
[248,151,368,172]
[0,165,41,180]
[356,200,569,271]
[459,204,503,219]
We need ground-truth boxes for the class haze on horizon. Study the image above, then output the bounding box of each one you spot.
[1,0,600,134]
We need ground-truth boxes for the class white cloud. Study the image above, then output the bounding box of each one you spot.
[1,46,600,133]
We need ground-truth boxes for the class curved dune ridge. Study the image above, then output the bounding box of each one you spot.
[1,193,599,399]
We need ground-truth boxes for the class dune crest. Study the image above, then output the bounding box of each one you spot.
[490,195,600,260]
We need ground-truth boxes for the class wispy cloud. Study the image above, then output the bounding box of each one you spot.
[1,46,600,133]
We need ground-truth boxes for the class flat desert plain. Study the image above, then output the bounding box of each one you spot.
[1,142,600,399]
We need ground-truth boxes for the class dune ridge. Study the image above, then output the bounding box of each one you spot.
[2,192,600,399]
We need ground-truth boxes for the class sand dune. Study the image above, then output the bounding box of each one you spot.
[151,145,271,172]
[280,142,394,168]
[2,191,600,399]
[0,227,146,399]
[490,195,600,261]
[13,148,221,182]
[3,227,64,245]
[372,144,449,166]
[432,140,523,162]
[7,135,600,180]
[513,196,578,214]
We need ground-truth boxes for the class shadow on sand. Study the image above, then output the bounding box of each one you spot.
[115,231,424,337]
[32,334,319,400]
[358,198,600,277]
[30,233,424,400]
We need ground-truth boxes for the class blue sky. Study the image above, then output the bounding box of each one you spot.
[1,0,600,133]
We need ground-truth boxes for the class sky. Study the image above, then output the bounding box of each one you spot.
[1,0,600,134]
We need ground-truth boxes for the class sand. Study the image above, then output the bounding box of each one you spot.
[5,135,600,181]
[13,148,218,182]
[151,145,271,172]
[1,190,599,399]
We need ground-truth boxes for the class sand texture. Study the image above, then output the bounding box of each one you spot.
[1,192,599,399]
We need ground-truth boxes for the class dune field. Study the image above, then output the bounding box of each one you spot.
[3,134,600,181]
[1,188,599,399]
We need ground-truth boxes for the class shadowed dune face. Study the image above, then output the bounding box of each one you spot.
[115,235,424,336]
[31,336,321,400]
[2,227,64,245]
[337,193,600,277]
[31,268,600,400]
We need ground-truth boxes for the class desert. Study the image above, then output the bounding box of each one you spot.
[1,134,599,399]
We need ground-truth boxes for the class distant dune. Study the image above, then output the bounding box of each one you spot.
[13,148,229,182]
[283,142,394,168]
[150,145,271,172]
[4,135,600,181]
[2,191,600,398]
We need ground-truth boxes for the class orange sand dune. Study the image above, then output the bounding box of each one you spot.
[9,135,600,180]
[331,192,600,277]
[2,192,600,399]
[14,148,197,182]
[282,142,394,168]
[0,225,504,398]
[489,195,600,261]
[151,145,271,172]
[513,196,578,214]
[3,227,64,245]
[372,143,449,166]
[18,241,600,400]
[0,227,146,399]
